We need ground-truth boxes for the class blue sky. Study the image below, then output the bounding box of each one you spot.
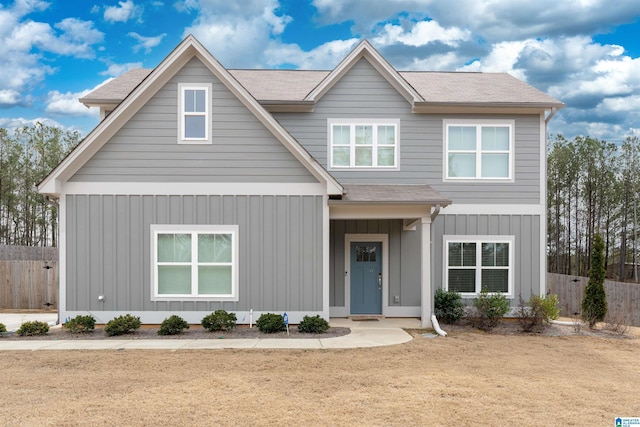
[1,0,640,143]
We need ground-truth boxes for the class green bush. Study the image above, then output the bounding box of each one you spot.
[517,294,560,332]
[201,310,237,332]
[297,315,330,334]
[17,320,50,336]
[256,313,286,333]
[104,314,141,336]
[0,323,6,334]
[64,315,96,333]
[471,290,510,331]
[158,315,190,336]
[434,289,465,324]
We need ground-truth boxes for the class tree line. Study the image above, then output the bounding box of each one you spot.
[548,134,639,281]
[0,123,80,247]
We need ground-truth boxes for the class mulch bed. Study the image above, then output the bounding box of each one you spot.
[0,324,351,340]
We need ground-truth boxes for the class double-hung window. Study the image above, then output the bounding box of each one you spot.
[444,236,514,297]
[329,119,399,168]
[151,225,238,301]
[444,120,513,180]
[178,83,211,144]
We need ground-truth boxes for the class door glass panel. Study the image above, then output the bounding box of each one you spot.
[356,246,376,262]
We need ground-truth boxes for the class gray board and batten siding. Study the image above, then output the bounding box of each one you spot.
[65,194,324,313]
[432,213,542,303]
[330,219,421,308]
[70,57,317,184]
[273,57,543,204]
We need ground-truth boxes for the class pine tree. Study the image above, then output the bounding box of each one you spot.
[582,233,607,328]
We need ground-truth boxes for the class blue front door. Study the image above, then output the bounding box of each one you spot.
[350,242,382,315]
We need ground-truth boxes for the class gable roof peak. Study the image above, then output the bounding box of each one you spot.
[304,38,423,104]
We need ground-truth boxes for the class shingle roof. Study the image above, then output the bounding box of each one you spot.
[80,67,563,107]
[401,71,561,105]
[80,68,152,104]
[333,184,451,205]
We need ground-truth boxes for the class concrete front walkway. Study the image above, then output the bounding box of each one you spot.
[0,316,421,351]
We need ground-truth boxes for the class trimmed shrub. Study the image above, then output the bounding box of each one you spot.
[517,294,560,332]
[434,289,465,324]
[470,290,510,331]
[201,310,237,332]
[582,233,607,328]
[256,313,286,333]
[0,323,6,334]
[17,320,50,336]
[298,315,330,334]
[64,315,96,333]
[158,315,189,336]
[104,314,141,336]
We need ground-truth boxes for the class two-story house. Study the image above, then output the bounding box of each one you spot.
[38,35,563,327]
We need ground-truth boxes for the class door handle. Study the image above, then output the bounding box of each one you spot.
[378,273,382,290]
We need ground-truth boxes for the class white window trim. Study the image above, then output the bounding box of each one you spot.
[443,235,515,298]
[178,83,212,144]
[328,118,400,170]
[443,119,514,182]
[151,224,239,301]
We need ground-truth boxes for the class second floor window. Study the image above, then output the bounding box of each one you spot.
[329,120,399,169]
[179,83,211,144]
[444,120,513,180]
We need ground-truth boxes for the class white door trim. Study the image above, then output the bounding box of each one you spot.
[344,234,389,316]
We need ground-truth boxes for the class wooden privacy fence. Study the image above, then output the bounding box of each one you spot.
[547,273,640,326]
[0,245,58,310]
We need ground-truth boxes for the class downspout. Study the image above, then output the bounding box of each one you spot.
[429,203,447,335]
[545,107,557,125]
[430,204,441,222]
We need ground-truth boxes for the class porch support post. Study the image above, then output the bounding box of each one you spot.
[420,215,432,328]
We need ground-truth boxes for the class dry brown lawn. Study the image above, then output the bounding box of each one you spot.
[1,328,639,426]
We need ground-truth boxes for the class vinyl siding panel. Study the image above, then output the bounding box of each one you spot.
[273,58,542,204]
[329,219,421,307]
[65,194,323,312]
[70,57,317,184]
[431,213,541,303]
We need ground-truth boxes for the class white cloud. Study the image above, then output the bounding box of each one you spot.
[0,116,71,132]
[264,39,359,69]
[104,0,141,23]
[182,0,294,67]
[45,89,99,117]
[0,1,104,107]
[373,20,471,48]
[100,61,143,77]
[0,89,21,107]
[128,32,166,53]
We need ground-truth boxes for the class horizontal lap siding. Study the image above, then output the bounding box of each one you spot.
[329,219,421,307]
[70,58,316,184]
[65,194,323,312]
[431,214,541,302]
[274,58,542,204]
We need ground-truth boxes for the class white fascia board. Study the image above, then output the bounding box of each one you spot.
[330,204,431,219]
[305,40,422,105]
[61,182,327,196]
[441,204,545,215]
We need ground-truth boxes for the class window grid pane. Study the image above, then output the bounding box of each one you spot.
[448,240,510,294]
[355,126,373,145]
[447,124,511,179]
[156,230,235,298]
[331,122,397,168]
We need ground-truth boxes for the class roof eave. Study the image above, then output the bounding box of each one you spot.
[412,101,565,114]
